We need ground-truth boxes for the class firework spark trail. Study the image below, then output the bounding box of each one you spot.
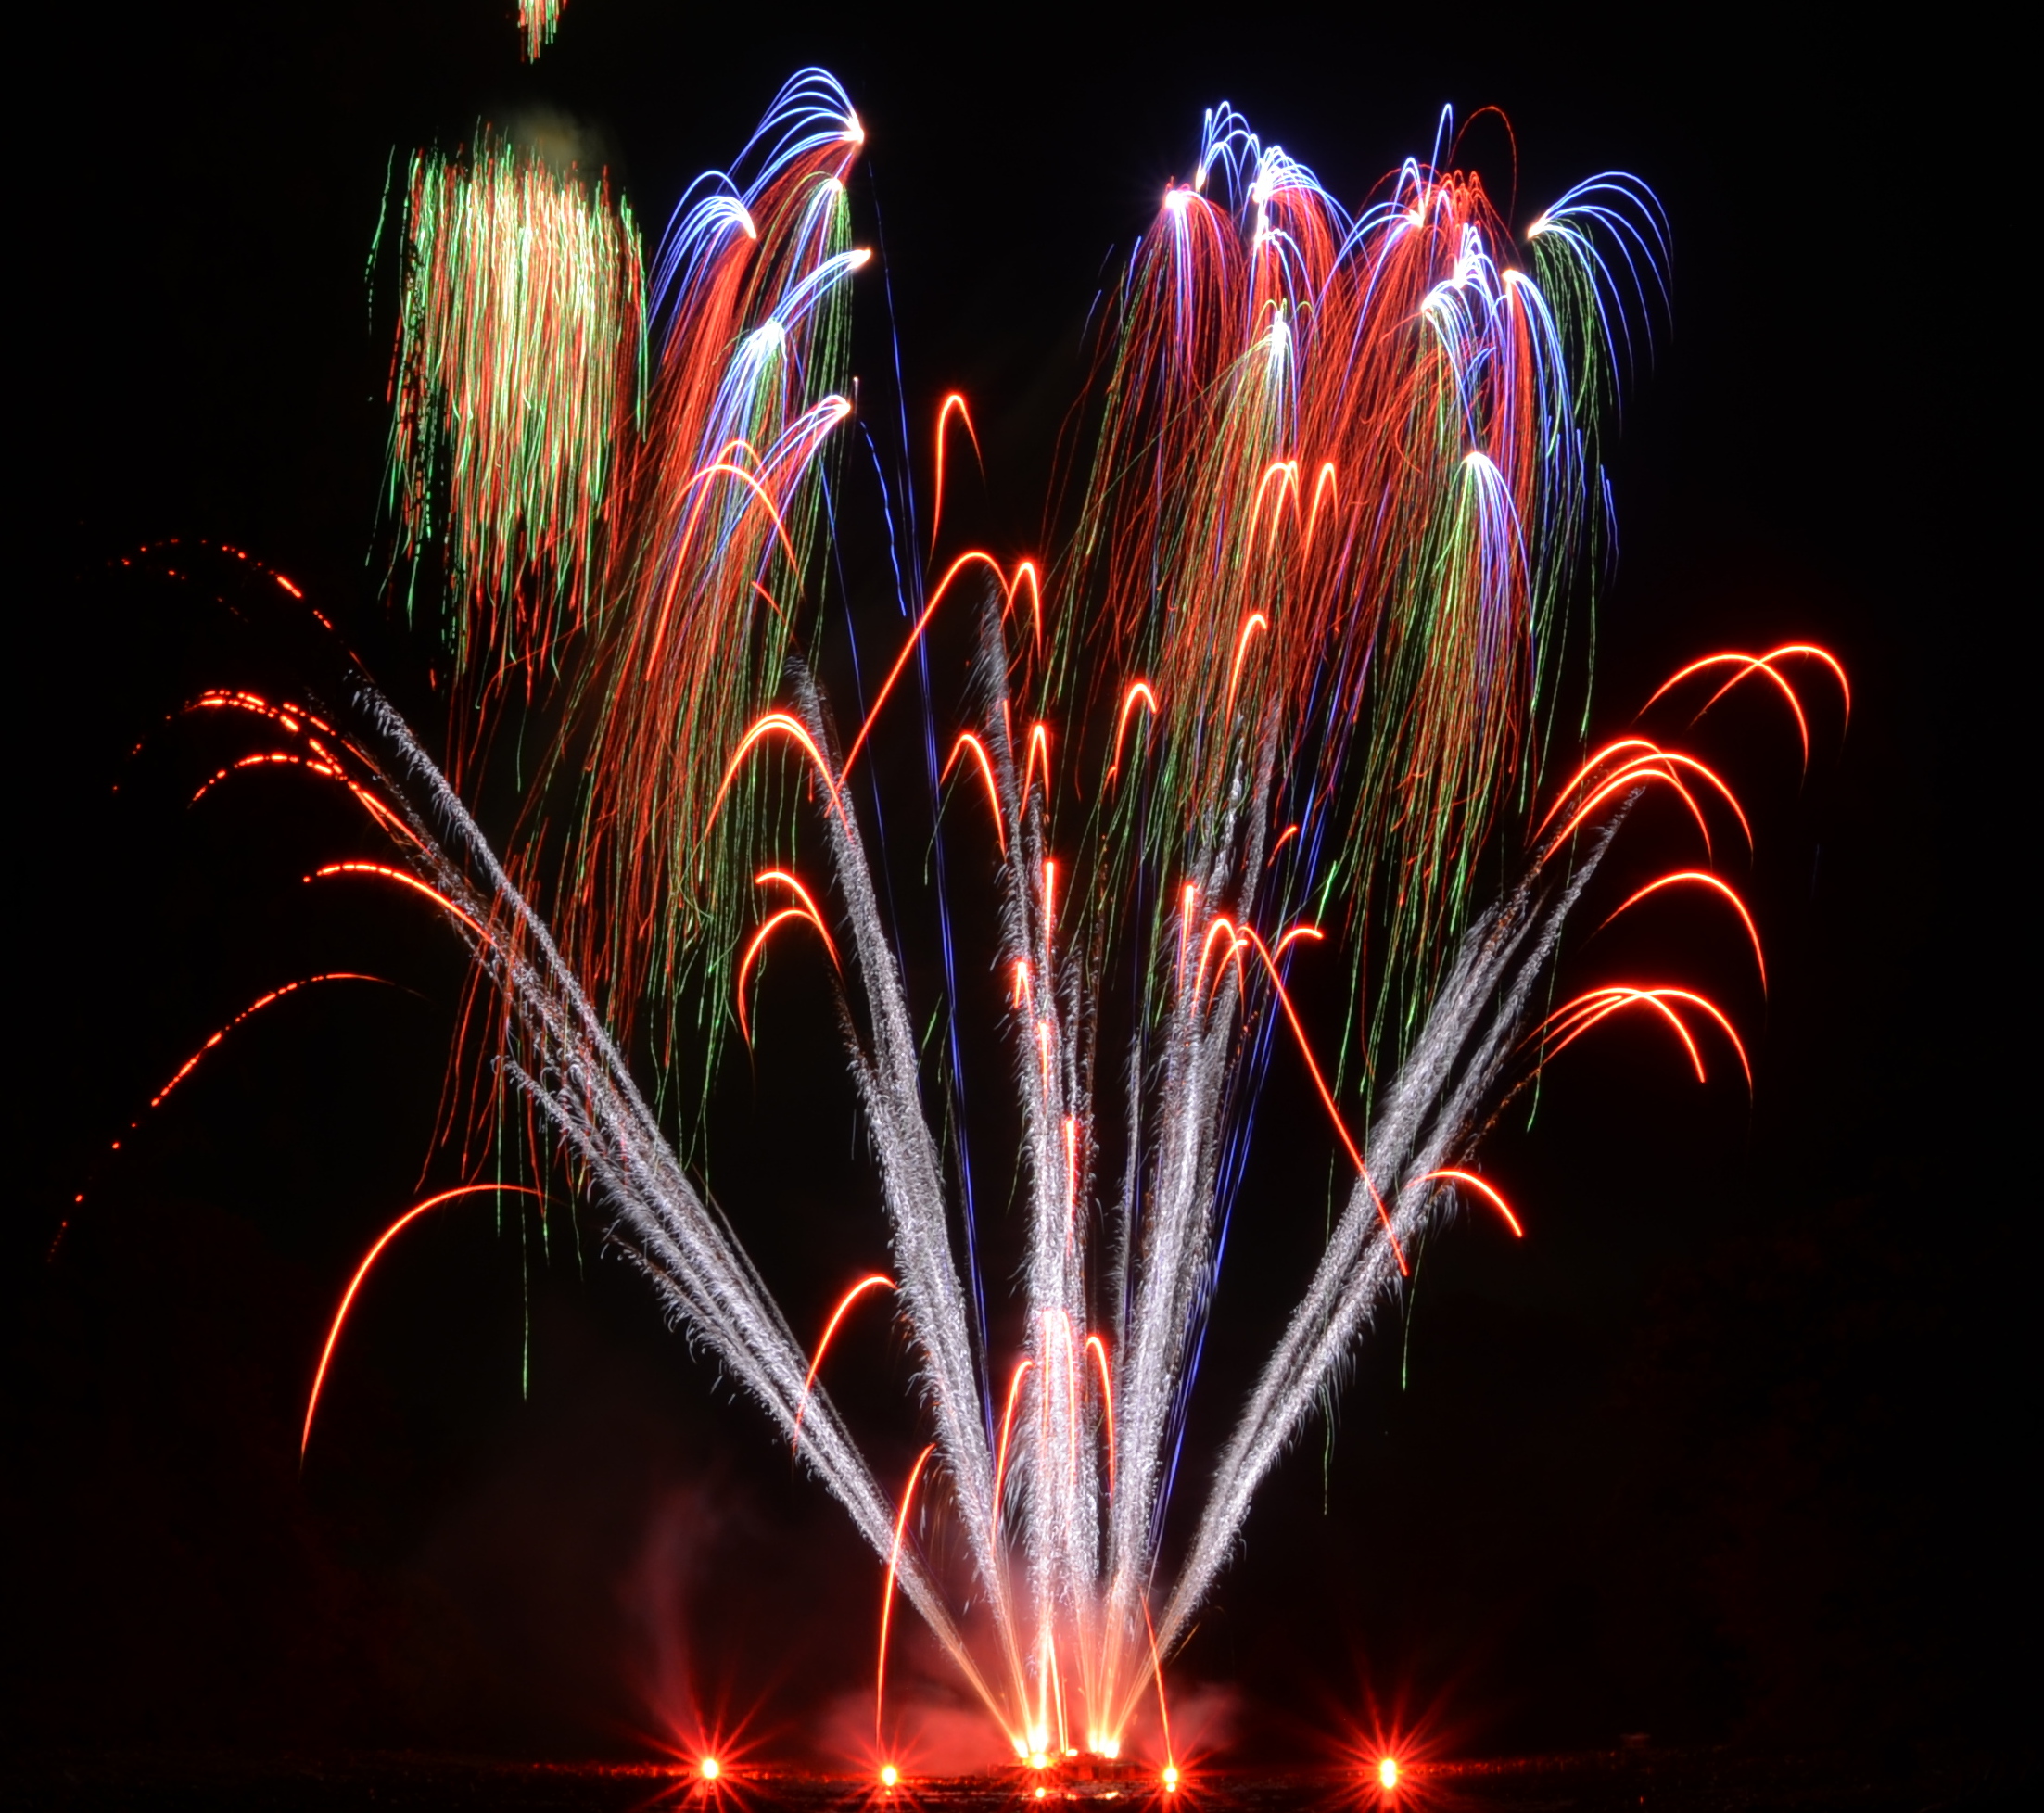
[1000,678,1104,1736]
[951,606,1096,1727]
[1098,866,1267,1707]
[1149,818,1623,1680]
[789,667,1011,1653]
[351,685,1009,1724]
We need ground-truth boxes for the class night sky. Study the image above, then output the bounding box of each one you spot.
[9,0,2018,1786]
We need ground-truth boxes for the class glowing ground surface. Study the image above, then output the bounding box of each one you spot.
[10,1751,2024,1809]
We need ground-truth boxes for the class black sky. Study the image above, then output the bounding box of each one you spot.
[8,0,2020,1779]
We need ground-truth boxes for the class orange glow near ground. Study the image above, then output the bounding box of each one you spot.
[879,1762,898,1788]
[698,1756,720,1781]
[1379,1755,1401,1790]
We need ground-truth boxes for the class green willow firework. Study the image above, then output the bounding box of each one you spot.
[385,135,644,687]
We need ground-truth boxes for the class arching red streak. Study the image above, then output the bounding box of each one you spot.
[943,731,1007,853]
[1535,739,1673,838]
[1576,765,1712,853]
[1538,984,1752,1090]
[735,905,840,1043]
[190,751,325,804]
[931,391,983,552]
[754,867,834,933]
[876,1442,938,1749]
[1549,992,1707,1080]
[194,727,425,852]
[990,1358,1033,1551]
[1305,460,1339,539]
[309,863,487,937]
[1024,723,1052,812]
[843,551,1007,778]
[144,974,387,1115]
[1192,917,1249,1008]
[185,690,336,739]
[302,1184,542,1460]
[1004,561,1044,653]
[1225,612,1269,714]
[1238,928,1406,1274]
[1085,1334,1116,1496]
[1248,460,1300,549]
[1760,642,1851,721]
[1643,986,1753,1088]
[792,1273,895,1448]
[1538,740,1753,851]
[1643,644,1850,757]
[1413,1167,1523,1237]
[1107,681,1158,784]
[706,713,845,835]
[1272,922,1322,959]
[679,458,806,568]
[1694,657,1810,767]
[1141,1595,1175,1774]
[1602,871,1767,994]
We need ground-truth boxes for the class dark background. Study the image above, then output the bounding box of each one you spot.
[8,0,2023,1783]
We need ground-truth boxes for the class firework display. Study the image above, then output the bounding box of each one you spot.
[163,70,1846,1778]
